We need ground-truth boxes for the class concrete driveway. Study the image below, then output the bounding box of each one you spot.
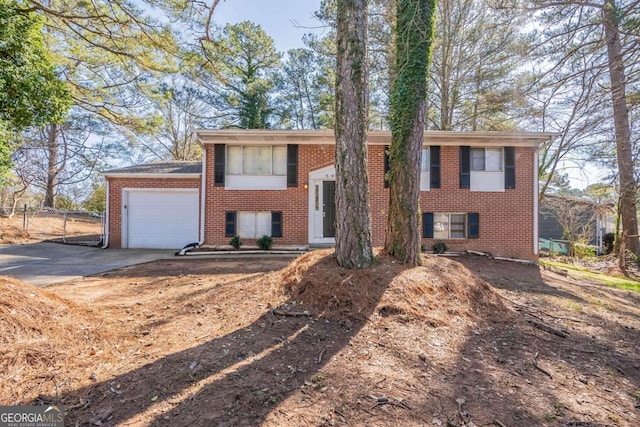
[0,242,174,286]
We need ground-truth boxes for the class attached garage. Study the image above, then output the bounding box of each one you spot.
[103,161,202,249]
[123,189,199,249]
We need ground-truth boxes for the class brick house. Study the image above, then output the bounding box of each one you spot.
[103,129,555,260]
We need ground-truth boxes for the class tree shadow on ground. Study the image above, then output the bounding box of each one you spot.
[54,253,397,426]
[449,255,640,425]
[457,255,587,303]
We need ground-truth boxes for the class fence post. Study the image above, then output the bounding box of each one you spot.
[22,204,27,231]
[62,211,67,243]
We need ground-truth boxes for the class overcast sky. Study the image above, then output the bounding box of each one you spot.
[213,0,325,53]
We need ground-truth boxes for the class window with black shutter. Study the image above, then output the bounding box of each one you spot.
[214,144,225,187]
[225,211,236,237]
[468,212,480,239]
[460,146,470,188]
[422,212,434,238]
[504,147,515,189]
[271,211,283,237]
[287,145,298,187]
[430,146,441,188]
[384,145,390,188]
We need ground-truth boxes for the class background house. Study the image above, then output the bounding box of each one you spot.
[538,193,616,254]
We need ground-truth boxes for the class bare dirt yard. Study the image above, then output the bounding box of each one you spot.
[1,248,639,427]
[0,215,102,244]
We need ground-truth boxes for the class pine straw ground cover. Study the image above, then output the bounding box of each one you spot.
[1,250,639,426]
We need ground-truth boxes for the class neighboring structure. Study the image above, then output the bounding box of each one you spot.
[539,193,616,253]
[103,130,556,260]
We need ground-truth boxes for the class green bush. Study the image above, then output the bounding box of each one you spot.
[432,241,447,254]
[574,243,596,259]
[256,235,273,250]
[229,235,242,250]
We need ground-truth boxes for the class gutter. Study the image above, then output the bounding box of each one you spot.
[199,148,207,246]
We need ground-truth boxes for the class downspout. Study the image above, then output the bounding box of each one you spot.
[199,148,207,246]
[101,177,110,248]
[533,150,540,256]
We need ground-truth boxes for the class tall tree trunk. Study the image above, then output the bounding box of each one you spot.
[602,0,639,256]
[334,0,374,269]
[385,0,437,265]
[44,123,60,208]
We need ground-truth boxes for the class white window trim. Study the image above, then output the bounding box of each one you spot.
[226,175,287,190]
[470,147,505,192]
[420,148,430,191]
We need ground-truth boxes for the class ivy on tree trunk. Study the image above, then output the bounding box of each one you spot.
[385,0,437,265]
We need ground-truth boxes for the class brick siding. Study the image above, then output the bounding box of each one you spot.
[202,144,536,260]
[106,177,201,248]
[107,143,537,260]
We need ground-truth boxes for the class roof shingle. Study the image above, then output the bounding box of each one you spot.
[103,161,202,175]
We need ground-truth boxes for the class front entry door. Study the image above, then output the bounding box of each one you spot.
[322,181,336,238]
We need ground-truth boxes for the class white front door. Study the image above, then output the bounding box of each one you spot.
[308,166,336,244]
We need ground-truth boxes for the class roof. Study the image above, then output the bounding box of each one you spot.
[195,129,558,148]
[103,161,202,178]
[542,193,616,211]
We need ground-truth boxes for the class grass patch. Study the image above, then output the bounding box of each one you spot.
[540,260,640,293]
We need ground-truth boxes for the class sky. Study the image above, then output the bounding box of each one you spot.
[211,1,605,190]
[213,0,325,53]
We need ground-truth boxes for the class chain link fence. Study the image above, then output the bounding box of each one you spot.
[1,205,104,246]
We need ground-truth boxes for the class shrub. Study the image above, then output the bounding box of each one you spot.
[432,241,447,254]
[229,235,242,250]
[574,243,596,259]
[256,235,273,250]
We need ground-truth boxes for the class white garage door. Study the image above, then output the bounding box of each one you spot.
[124,189,199,249]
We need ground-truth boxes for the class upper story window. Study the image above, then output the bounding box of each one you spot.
[227,146,287,176]
[386,146,440,190]
[215,144,295,190]
[461,146,515,192]
[471,148,503,172]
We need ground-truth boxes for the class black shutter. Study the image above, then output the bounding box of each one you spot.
[214,144,225,187]
[504,147,515,189]
[287,145,298,187]
[384,145,390,188]
[430,146,441,188]
[460,146,470,188]
[422,212,434,238]
[271,211,283,237]
[225,211,236,237]
[468,212,479,239]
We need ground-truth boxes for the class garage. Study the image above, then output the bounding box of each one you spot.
[103,161,203,249]
[123,189,199,249]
